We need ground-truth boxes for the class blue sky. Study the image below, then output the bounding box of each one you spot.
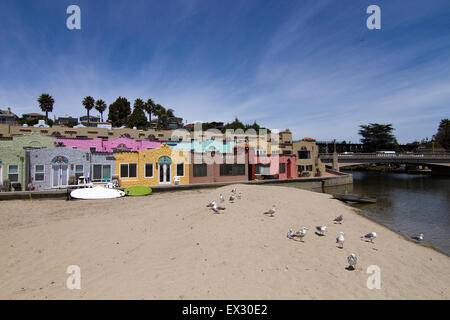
[0,0,449,143]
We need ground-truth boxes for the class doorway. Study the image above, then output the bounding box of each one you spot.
[158,163,171,184]
[52,165,68,187]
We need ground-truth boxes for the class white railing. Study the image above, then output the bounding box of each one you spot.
[320,153,450,160]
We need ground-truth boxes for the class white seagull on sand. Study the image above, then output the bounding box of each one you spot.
[231,188,237,193]
[219,194,224,202]
[211,203,225,214]
[206,200,216,207]
[316,226,327,236]
[295,227,308,242]
[229,194,236,202]
[333,214,343,224]
[237,192,242,199]
[412,233,424,241]
[263,205,276,217]
[287,229,295,239]
[347,253,357,270]
[361,232,377,243]
[336,232,345,248]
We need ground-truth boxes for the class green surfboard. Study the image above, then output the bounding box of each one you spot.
[124,186,152,196]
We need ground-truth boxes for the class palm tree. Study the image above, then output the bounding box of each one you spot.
[134,98,145,111]
[166,108,175,118]
[95,99,107,122]
[37,93,54,125]
[144,98,156,125]
[155,104,166,130]
[82,96,95,126]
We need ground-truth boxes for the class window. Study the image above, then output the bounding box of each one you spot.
[177,163,184,176]
[75,165,84,178]
[220,164,245,176]
[297,150,311,159]
[8,165,19,182]
[279,163,286,174]
[35,165,45,181]
[297,165,305,172]
[193,164,207,177]
[305,165,313,171]
[255,164,270,175]
[120,163,137,178]
[92,164,111,181]
[145,163,154,178]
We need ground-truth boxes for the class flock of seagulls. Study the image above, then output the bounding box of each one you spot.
[207,188,243,214]
[286,213,381,270]
[206,186,425,271]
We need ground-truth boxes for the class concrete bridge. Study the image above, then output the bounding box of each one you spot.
[320,153,450,174]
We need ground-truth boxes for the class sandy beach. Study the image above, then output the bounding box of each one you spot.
[0,184,449,299]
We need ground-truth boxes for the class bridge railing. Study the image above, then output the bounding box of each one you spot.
[319,153,450,160]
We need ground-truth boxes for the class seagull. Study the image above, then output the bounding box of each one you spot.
[287,229,295,239]
[316,226,327,236]
[211,202,225,214]
[295,227,308,242]
[336,232,345,248]
[361,232,377,243]
[333,214,343,224]
[237,192,242,199]
[263,205,276,217]
[229,194,236,202]
[412,233,424,241]
[347,253,357,270]
[206,200,216,207]
[219,194,224,202]
[231,188,237,194]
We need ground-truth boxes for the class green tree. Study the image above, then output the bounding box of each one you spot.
[126,100,149,130]
[37,93,54,125]
[154,104,167,129]
[434,119,450,150]
[82,96,95,126]
[144,98,156,125]
[107,97,131,127]
[95,99,107,122]
[223,117,246,132]
[358,123,398,152]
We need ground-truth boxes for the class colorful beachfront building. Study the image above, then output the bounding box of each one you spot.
[55,137,162,152]
[249,154,297,180]
[189,145,251,184]
[292,138,326,177]
[29,147,116,190]
[0,133,55,190]
[168,140,237,154]
[114,144,190,187]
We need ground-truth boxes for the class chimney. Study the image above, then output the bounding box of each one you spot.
[8,107,11,114]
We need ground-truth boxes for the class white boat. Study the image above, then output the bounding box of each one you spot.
[70,186,125,200]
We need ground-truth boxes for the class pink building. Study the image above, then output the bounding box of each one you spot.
[55,137,162,152]
[251,154,297,180]
[101,137,162,152]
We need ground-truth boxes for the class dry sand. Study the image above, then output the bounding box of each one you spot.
[0,184,449,299]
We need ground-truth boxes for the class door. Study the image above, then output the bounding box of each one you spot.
[158,163,171,184]
[52,165,68,187]
[287,160,291,178]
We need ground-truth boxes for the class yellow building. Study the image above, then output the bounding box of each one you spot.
[114,143,190,187]
[292,138,325,177]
